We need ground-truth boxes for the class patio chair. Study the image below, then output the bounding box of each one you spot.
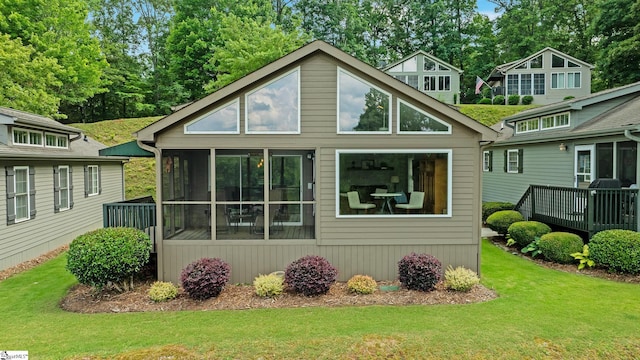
[395,191,425,213]
[347,191,376,214]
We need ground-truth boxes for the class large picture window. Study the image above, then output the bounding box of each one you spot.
[397,100,450,133]
[336,150,451,217]
[246,68,300,134]
[338,68,391,133]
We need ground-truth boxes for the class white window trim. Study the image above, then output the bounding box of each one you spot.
[337,67,392,135]
[540,112,571,130]
[551,72,566,89]
[483,151,491,172]
[515,119,540,134]
[335,149,452,218]
[12,128,43,147]
[245,67,301,134]
[45,132,69,149]
[184,98,240,134]
[58,165,71,211]
[438,75,451,91]
[13,166,30,222]
[507,150,519,173]
[567,71,582,89]
[87,165,99,196]
[396,99,451,134]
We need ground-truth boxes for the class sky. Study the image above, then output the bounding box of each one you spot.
[477,0,500,20]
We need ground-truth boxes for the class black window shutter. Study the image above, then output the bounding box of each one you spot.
[98,165,102,195]
[488,151,493,172]
[29,166,36,219]
[53,166,60,213]
[518,149,524,173]
[84,165,89,197]
[5,166,15,225]
[69,166,74,209]
[503,150,507,172]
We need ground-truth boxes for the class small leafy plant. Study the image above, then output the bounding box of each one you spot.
[253,272,284,298]
[398,253,442,292]
[180,258,231,300]
[521,237,543,258]
[347,275,377,295]
[285,255,337,296]
[571,245,595,270]
[444,266,479,292]
[148,281,178,302]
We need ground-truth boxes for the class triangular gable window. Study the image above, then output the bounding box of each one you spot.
[397,99,450,134]
[246,68,300,134]
[552,54,565,68]
[568,60,580,68]
[337,68,391,133]
[184,99,239,134]
[530,55,542,68]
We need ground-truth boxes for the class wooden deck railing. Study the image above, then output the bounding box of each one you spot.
[515,185,638,237]
[103,196,157,251]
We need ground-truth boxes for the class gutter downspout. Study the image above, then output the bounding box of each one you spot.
[137,139,164,280]
[624,128,640,233]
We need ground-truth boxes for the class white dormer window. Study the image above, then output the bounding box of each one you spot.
[13,128,43,146]
[45,133,69,149]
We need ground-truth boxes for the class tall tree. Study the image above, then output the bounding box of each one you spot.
[0,35,62,116]
[203,4,309,92]
[0,0,107,118]
[591,0,640,89]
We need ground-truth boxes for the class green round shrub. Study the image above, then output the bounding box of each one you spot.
[508,221,552,247]
[589,230,640,274]
[508,94,521,105]
[148,281,178,302]
[538,232,584,264]
[398,253,442,292]
[477,98,492,105]
[486,210,524,236]
[444,266,479,292]
[482,202,515,223]
[66,227,152,290]
[521,95,534,105]
[492,95,505,105]
[253,272,285,298]
[347,274,377,294]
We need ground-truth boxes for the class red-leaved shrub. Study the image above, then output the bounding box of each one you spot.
[285,255,337,296]
[398,252,442,292]
[180,258,230,300]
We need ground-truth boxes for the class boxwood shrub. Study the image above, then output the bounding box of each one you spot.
[521,95,534,105]
[486,210,524,236]
[477,98,492,105]
[538,232,584,264]
[398,252,442,292]
[589,230,640,274]
[508,221,552,247]
[180,258,231,300]
[508,94,521,105]
[66,227,152,291]
[492,95,505,105]
[482,202,515,223]
[285,255,337,296]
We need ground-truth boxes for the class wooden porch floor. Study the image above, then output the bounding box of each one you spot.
[166,225,315,240]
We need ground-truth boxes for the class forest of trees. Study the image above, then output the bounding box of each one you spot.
[1,0,639,123]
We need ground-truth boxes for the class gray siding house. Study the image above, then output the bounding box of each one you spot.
[0,107,126,271]
[483,81,640,205]
[383,50,463,105]
[487,47,594,105]
[134,41,497,284]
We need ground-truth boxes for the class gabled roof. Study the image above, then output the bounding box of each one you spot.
[137,41,493,142]
[0,106,81,135]
[493,81,640,145]
[382,50,463,73]
[488,47,594,80]
[503,81,640,123]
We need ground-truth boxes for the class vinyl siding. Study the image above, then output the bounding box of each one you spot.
[154,53,484,283]
[0,161,124,270]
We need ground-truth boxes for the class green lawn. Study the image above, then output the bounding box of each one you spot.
[1,240,639,359]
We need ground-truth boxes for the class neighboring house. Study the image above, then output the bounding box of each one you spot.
[483,81,640,205]
[487,47,594,105]
[124,41,496,284]
[383,50,463,105]
[0,107,127,271]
